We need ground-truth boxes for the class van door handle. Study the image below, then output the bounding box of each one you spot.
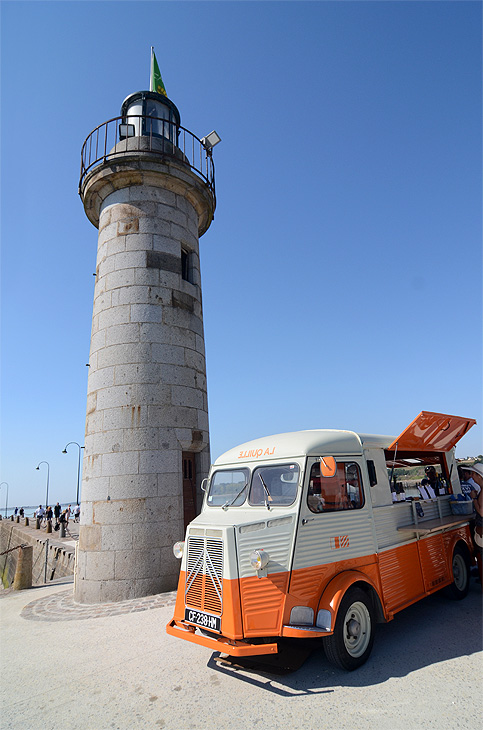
[302,518,315,525]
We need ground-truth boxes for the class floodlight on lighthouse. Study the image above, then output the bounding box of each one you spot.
[201,131,221,151]
[119,123,135,139]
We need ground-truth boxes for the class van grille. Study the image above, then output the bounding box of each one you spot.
[185,536,223,615]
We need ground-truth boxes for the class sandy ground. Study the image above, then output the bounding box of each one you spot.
[1,575,482,730]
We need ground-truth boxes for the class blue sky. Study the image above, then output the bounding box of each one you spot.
[1,1,481,508]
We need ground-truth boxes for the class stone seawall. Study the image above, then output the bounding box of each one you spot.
[0,520,75,588]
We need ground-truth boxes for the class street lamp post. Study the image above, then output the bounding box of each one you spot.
[0,482,9,518]
[62,442,84,506]
[36,462,50,509]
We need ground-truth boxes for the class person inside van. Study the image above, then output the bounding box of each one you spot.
[424,466,445,496]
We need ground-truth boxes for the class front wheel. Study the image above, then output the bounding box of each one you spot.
[443,545,470,600]
[324,587,375,671]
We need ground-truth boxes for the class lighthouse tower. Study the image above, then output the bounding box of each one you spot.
[75,62,217,603]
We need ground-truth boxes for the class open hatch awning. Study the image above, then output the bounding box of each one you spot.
[387,411,476,453]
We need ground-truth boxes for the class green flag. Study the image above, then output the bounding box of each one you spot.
[150,48,167,97]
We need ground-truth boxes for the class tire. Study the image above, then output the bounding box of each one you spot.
[443,545,470,600]
[324,587,375,671]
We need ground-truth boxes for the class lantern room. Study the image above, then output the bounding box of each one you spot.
[120,90,181,145]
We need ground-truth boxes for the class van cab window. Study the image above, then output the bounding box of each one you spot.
[249,464,299,506]
[207,469,249,507]
[307,460,364,513]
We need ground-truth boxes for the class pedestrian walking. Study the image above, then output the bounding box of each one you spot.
[54,502,61,525]
[66,505,71,526]
[74,505,80,523]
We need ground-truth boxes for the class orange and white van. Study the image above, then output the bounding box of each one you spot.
[166,412,477,670]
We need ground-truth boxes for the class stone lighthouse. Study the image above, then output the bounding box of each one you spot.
[75,60,218,603]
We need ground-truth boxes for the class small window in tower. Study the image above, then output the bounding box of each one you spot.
[181,249,194,284]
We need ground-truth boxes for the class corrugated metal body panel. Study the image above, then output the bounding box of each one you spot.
[373,504,414,549]
[289,563,332,601]
[418,499,452,520]
[418,535,449,591]
[442,525,471,552]
[293,510,376,571]
[240,572,289,636]
[373,499,453,550]
[378,543,424,612]
[236,517,296,579]
[288,557,379,606]
[185,523,240,579]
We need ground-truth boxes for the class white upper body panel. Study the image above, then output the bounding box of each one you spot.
[214,430,394,466]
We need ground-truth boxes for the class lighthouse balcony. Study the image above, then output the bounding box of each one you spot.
[79,115,215,200]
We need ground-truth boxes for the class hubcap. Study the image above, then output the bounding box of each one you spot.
[453,554,467,592]
[343,601,371,657]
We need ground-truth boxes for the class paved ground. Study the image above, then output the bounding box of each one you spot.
[1,575,482,730]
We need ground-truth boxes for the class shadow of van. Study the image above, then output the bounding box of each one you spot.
[207,577,482,694]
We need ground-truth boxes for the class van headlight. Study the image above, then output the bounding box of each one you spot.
[173,541,185,559]
[249,549,270,571]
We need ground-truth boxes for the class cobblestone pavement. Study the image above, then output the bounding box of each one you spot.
[20,587,177,622]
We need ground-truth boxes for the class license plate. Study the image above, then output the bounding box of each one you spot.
[184,608,221,632]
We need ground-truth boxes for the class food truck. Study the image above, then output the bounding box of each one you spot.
[166,412,476,670]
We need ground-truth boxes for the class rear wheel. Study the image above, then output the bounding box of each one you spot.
[324,587,375,671]
[443,545,470,600]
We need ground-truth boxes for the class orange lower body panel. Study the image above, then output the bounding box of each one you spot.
[378,542,425,614]
[169,527,473,656]
[239,572,289,637]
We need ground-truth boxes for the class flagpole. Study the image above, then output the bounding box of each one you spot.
[150,46,154,91]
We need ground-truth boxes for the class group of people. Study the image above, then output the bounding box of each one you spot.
[33,502,81,530]
[458,462,483,585]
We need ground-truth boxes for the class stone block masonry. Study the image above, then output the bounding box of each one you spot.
[77,151,215,604]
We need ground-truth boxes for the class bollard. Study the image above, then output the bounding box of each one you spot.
[36,518,40,530]
[10,515,14,521]
[44,539,49,584]
[46,521,52,534]
[60,522,66,538]
[24,517,29,526]
[16,516,20,523]
[13,546,33,590]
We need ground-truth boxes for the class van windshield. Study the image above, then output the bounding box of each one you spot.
[207,469,249,507]
[249,464,300,506]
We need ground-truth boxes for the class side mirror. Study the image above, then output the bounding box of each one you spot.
[201,478,208,493]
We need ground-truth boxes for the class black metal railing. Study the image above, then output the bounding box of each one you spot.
[79,115,215,200]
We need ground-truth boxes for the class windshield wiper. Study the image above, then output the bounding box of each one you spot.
[258,473,273,510]
[222,482,248,511]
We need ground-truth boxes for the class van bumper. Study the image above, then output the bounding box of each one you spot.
[166,619,279,656]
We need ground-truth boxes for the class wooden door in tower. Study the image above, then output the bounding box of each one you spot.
[182,452,197,529]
